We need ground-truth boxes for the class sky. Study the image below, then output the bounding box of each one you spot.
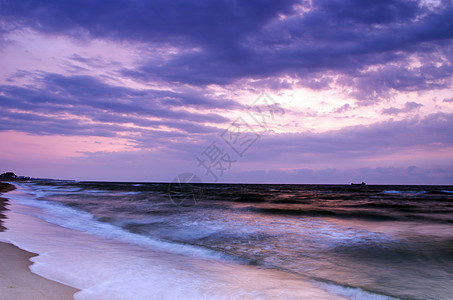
[0,0,453,184]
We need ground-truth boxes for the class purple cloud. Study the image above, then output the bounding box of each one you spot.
[0,73,236,140]
[1,0,452,100]
[236,112,453,165]
[382,101,423,115]
[332,104,352,114]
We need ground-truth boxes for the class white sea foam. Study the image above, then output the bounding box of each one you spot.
[318,282,399,300]
[382,190,426,195]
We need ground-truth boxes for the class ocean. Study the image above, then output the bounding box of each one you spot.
[1,181,453,299]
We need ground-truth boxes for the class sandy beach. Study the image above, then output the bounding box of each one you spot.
[0,182,79,300]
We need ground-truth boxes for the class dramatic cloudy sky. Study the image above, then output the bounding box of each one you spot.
[1,0,452,184]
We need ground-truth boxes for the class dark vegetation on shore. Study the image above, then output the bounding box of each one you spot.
[0,172,31,181]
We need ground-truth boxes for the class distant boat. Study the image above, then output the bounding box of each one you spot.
[351,182,366,185]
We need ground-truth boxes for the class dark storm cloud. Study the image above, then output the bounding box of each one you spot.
[1,0,452,100]
[349,60,453,102]
[126,0,453,96]
[0,0,296,43]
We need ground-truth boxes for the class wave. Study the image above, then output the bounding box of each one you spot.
[234,193,267,203]
[7,186,242,263]
[317,281,398,300]
[350,202,414,209]
[244,206,453,224]
[382,190,427,195]
[245,207,399,221]
[426,190,453,195]
[382,189,453,196]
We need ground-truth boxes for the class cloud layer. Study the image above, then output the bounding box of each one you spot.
[2,0,453,95]
[0,0,452,183]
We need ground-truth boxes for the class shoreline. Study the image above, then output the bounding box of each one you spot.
[0,182,347,299]
[0,182,80,300]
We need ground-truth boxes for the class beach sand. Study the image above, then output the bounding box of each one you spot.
[0,182,79,300]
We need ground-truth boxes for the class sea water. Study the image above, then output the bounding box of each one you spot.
[1,181,452,299]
